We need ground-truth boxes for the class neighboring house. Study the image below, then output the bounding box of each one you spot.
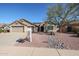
[70,21,79,29]
[0,23,5,30]
[60,21,79,33]
[4,24,10,32]
[9,19,35,32]
[70,21,79,32]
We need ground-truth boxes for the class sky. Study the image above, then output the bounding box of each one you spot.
[0,3,51,24]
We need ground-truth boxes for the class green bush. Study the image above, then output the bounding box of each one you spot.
[0,29,4,33]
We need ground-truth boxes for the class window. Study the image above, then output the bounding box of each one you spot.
[47,26,53,30]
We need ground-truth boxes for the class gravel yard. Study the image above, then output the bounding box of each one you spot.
[15,32,49,48]
[0,32,79,50]
[55,33,79,50]
[0,32,49,48]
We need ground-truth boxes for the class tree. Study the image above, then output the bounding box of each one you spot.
[46,3,79,27]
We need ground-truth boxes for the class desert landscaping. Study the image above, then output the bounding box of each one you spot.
[0,3,79,56]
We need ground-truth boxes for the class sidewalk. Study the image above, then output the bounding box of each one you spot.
[0,46,79,56]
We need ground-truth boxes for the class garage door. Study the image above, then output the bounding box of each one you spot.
[12,26,24,32]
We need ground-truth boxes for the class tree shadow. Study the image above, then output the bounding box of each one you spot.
[61,32,79,38]
[70,34,79,38]
[42,41,48,43]
[66,32,75,34]
[16,37,30,43]
[34,32,48,35]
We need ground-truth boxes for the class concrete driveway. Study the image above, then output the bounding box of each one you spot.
[0,32,27,46]
[0,32,49,48]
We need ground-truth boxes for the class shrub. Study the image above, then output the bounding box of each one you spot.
[77,32,79,37]
[76,29,79,37]
[72,28,79,37]
[0,29,4,33]
[72,28,78,33]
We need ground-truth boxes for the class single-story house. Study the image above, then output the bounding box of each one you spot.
[0,23,5,30]
[60,21,79,33]
[2,18,58,33]
[9,19,35,32]
[70,21,79,29]
[33,21,58,33]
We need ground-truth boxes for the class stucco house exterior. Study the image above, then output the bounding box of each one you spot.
[9,19,35,32]
[34,21,58,33]
[0,23,5,30]
[3,18,58,33]
[60,21,79,33]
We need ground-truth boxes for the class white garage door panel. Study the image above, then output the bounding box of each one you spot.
[12,26,24,32]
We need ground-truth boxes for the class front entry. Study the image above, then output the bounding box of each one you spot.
[40,26,44,32]
[67,26,72,32]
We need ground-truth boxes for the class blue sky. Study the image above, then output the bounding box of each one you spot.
[0,3,51,24]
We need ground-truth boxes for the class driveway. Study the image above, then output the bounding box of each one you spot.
[0,32,27,46]
[0,32,49,48]
[15,32,49,48]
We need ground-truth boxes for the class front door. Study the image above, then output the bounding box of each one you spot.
[41,26,44,32]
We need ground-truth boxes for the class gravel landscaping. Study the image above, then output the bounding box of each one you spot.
[0,32,79,50]
[55,32,79,50]
[0,32,49,48]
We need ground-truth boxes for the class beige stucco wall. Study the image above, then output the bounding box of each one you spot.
[10,26,12,32]
[9,20,38,33]
[24,26,28,32]
[33,27,38,32]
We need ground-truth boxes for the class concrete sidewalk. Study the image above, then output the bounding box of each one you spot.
[0,46,79,56]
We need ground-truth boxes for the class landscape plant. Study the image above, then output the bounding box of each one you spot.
[46,3,79,31]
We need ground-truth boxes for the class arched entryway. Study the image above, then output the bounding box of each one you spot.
[38,26,40,32]
[67,25,72,32]
[40,26,44,32]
